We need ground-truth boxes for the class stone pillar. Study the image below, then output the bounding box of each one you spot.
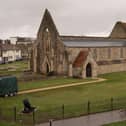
[81,69,85,79]
[92,66,97,78]
[33,58,37,72]
[68,63,73,77]
[50,59,54,71]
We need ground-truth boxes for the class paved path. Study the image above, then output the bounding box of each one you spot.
[18,78,106,95]
[37,110,126,126]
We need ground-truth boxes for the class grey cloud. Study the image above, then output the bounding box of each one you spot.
[0,0,126,39]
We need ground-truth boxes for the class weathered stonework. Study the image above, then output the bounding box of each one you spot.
[30,9,126,78]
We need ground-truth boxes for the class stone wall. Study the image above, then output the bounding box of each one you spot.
[66,46,126,77]
[31,9,126,78]
[98,63,126,74]
[110,22,126,39]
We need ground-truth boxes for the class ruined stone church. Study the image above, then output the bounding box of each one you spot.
[30,9,126,78]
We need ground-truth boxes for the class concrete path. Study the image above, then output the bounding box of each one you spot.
[18,78,106,95]
[37,110,126,126]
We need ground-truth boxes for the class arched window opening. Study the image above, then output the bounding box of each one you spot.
[46,63,50,73]
[86,63,92,77]
[44,28,51,52]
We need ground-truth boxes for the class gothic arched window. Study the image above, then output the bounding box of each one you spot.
[44,28,51,52]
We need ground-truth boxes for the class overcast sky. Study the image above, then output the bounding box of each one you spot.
[0,0,126,39]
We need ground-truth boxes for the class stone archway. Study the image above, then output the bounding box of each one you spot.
[86,63,92,77]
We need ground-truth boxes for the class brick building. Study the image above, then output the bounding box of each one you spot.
[30,9,126,78]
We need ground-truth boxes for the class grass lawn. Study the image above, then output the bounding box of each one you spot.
[103,121,126,126]
[0,61,94,91]
[1,61,126,124]
[0,72,126,123]
[0,60,28,77]
[0,122,19,126]
[19,77,94,91]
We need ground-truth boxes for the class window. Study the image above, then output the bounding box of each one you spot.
[45,28,51,52]
[8,56,13,59]
[45,28,49,32]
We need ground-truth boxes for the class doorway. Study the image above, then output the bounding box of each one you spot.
[86,63,92,77]
[46,64,49,73]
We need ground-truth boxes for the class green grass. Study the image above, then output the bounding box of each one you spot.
[0,61,94,91]
[0,121,19,126]
[0,61,28,77]
[1,72,126,124]
[19,77,93,91]
[103,121,126,126]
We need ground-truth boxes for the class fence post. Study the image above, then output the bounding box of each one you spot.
[14,106,17,122]
[111,98,113,111]
[49,119,53,126]
[33,110,36,125]
[87,101,90,114]
[62,104,65,119]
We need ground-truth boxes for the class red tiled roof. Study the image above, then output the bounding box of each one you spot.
[73,51,88,68]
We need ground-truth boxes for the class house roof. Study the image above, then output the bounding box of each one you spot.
[17,37,35,43]
[73,51,88,68]
[60,35,108,41]
[1,44,20,51]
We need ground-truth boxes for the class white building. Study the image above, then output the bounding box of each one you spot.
[10,37,17,45]
[10,37,35,45]
[0,44,22,63]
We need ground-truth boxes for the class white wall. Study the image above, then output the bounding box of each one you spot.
[2,50,22,62]
[0,57,2,61]
[10,37,17,45]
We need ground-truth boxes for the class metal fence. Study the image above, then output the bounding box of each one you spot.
[1,97,126,125]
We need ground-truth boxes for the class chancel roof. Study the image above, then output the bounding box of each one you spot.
[62,36,126,47]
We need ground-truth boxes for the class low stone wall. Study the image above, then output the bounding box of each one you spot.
[98,63,126,75]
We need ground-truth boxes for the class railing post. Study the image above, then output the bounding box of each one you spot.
[62,104,65,119]
[14,106,17,122]
[49,119,53,126]
[111,97,113,111]
[33,110,35,125]
[87,101,90,114]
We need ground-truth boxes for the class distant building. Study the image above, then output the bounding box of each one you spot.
[0,44,21,64]
[30,9,126,78]
[0,39,3,44]
[10,37,35,45]
[10,37,35,59]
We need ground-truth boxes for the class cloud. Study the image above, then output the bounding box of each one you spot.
[0,0,126,39]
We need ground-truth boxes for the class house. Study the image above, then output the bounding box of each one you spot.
[30,9,126,78]
[10,37,35,59]
[0,44,22,64]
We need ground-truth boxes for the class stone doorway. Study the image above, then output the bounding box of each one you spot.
[86,63,92,77]
[46,64,50,73]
